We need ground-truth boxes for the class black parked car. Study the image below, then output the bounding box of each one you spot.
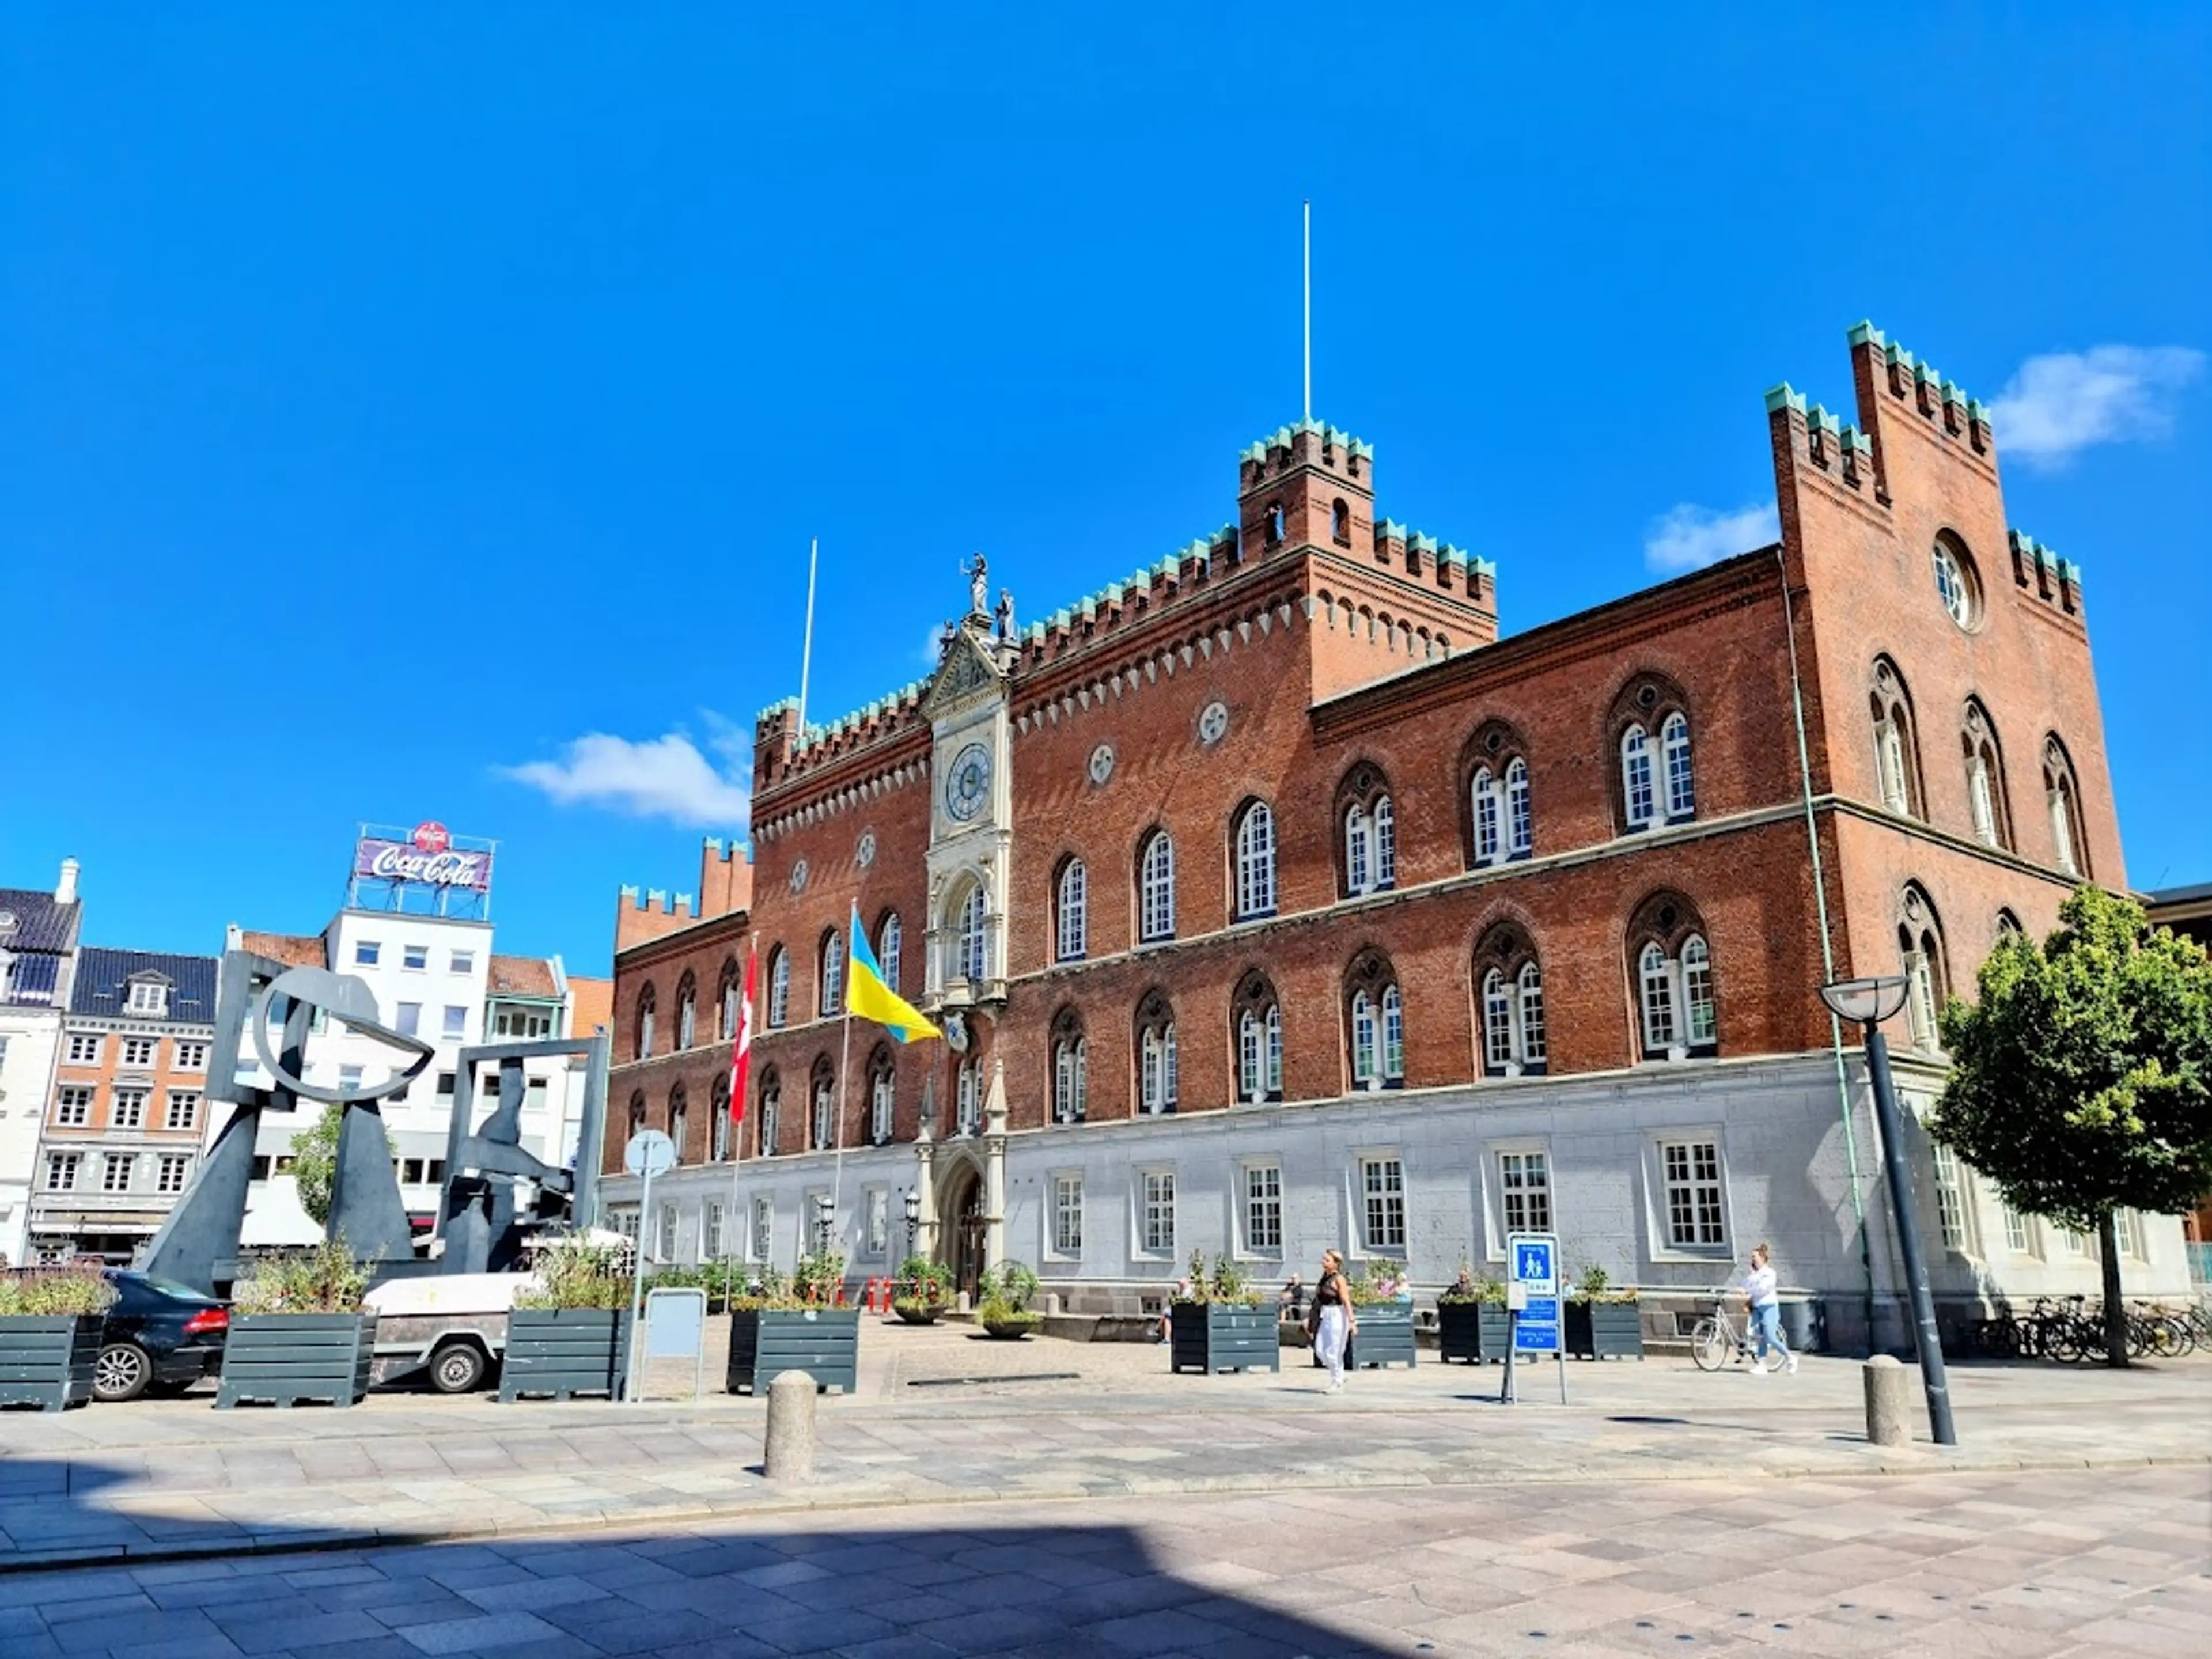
[93,1270,229,1401]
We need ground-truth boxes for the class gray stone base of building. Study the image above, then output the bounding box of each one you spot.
[605,1051,2194,1358]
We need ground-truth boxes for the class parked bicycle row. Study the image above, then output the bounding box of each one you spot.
[1967,1294,2209,1362]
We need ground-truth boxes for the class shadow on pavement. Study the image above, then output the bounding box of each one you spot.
[0,1453,1400,1656]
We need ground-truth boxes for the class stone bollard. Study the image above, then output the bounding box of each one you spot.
[1863,1354,1911,1448]
[764,1370,817,1481]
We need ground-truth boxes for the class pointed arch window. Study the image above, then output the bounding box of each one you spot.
[1474,767,1500,865]
[1898,887,1949,1054]
[675,972,697,1050]
[667,1084,688,1163]
[717,957,742,1041]
[1338,765,1396,897]
[1346,951,1404,1090]
[1870,659,1921,818]
[711,1075,733,1161]
[1630,895,1718,1061]
[819,931,844,1017]
[946,882,989,983]
[1139,831,1176,942]
[757,1068,781,1158]
[627,1090,647,1138]
[1474,925,1547,1077]
[810,1060,836,1152]
[635,984,657,1060]
[1232,972,1283,1104]
[1961,700,2009,850]
[868,1048,895,1146]
[2043,736,2089,879]
[1051,1007,1088,1124]
[1234,800,1277,921]
[767,948,790,1029]
[1137,990,1177,1115]
[1056,859,1088,961]
[878,914,903,993]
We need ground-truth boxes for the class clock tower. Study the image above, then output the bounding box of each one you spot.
[919,575,1014,1016]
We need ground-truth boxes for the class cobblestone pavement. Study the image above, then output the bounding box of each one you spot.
[3,1323,2206,1572]
[0,1464,2203,1657]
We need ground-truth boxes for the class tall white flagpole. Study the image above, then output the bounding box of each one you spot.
[796,536,820,732]
[1303,200,1312,422]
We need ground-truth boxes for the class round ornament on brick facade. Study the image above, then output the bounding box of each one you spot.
[1197,700,1229,746]
[789,859,809,895]
[856,831,877,869]
[1088,744,1115,786]
[1933,540,1980,630]
[946,744,991,822]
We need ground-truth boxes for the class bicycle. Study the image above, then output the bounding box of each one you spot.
[1690,1298,1752,1372]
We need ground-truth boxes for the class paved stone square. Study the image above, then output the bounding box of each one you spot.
[0,1465,2203,1657]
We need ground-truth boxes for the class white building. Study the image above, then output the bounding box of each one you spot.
[0,861,84,1266]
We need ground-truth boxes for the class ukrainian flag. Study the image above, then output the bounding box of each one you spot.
[847,903,940,1043]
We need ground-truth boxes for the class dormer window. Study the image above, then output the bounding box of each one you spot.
[126,979,170,1017]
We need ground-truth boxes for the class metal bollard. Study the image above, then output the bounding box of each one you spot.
[1863,1354,1912,1448]
[764,1370,817,1481]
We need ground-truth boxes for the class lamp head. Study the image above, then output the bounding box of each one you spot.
[903,1190,920,1222]
[1819,975,1908,1025]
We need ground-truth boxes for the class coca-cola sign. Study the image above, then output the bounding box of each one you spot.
[354,823,493,891]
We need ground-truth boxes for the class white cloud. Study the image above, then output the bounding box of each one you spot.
[1987,344,2204,467]
[500,730,750,828]
[1643,501,1780,574]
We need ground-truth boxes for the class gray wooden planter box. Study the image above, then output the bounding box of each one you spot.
[217,1313,376,1408]
[1169,1303,1279,1374]
[1350,1303,1419,1369]
[1567,1300,1646,1359]
[0,1314,103,1411]
[728,1307,859,1395]
[1437,1301,1511,1364]
[500,1308,630,1402]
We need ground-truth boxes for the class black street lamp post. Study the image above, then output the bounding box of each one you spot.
[1819,975,1958,1446]
[903,1188,920,1260]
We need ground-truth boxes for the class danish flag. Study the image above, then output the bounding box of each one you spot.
[729,942,757,1120]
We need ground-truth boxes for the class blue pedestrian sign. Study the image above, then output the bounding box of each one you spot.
[1506,1230,1561,1356]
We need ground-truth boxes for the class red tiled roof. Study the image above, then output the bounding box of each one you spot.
[488,953,556,996]
[240,931,325,968]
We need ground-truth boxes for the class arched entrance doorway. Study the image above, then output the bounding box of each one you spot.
[938,1162,986,1304]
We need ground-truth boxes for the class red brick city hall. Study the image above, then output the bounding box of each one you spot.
[600,322,2179,1351]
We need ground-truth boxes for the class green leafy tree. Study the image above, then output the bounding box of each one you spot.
[1934,887,2212,1366]
[289,1104,396,1229]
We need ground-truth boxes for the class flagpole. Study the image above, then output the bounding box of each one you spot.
[832,1005,851,1264]
[1302,199,1312,422]
[796,537,819,732]
[729,932,756,1283]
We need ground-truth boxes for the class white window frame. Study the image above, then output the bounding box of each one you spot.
[677,990,696,1050]
[1139,833,1176,942]
[46,1151,83,1192]
[1662,711,1696,820]
[1051,1173,1084,1258]
[1506,757,1532,857]
[442,1005,468,1041]
[1359,1154,1407,1255]
[103,1152,135,1194]
[864,1187,890,1259]
[165,1091,201,1132]
[752,1196,774,1262]
[157,1153,191,1195]
[402,944,429,972]
[956,1059,980,1136]
[811,1077,835,1151]
[66,1033,103,1065]
[1639,942,1678,1056]
[396,1001,422,1037]
[1054,1036,1086,1123]
[1496,1145,1554,1239]
[2049,778,2080,877]
[2002,1205,2036,1256]
[1622,725,1654,830]
[820,933,844,1017]
[120,1036,156,1069]
[1877,714,1910,814]
[1241,1161,1283,1257]
[1138,1169,1176,1256]
[355,940,381,967]
[1482,969,1514,1073]
[768,950,790,1027]
[174,1040,207,1071]
[450,950,475,975]
[1968,749,1998,846]
[1931,1142,1974,1254]
[54,1086,94,1127]
[112,1088,146,1129]
[127,980,170,1015]
[1351,990,1380,1088]
[879,914,902,993]
[954,885,988,983]
[1236,802,1277,919]
[1652,1135,1730,1255]
[703,1200,725,1260]
[870,1066,895,1144]
[1374,796,1396,888]
[1265,1004,1282,1096]
[1056,859,1088,961]
[1474,767,1499,865]
[1345,804,1371,894]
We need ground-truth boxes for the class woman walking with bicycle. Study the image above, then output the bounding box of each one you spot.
[1740,1243,1796,1375]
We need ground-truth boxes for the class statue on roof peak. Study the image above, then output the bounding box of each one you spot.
[963,552,989,619]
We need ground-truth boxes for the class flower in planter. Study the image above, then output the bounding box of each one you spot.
[1437,1262,1508,1305]
[1567,1264,1641,1305]
[978,1259,1040,1313]
[232,1238,369,1315]
[1171,1251,1264,1308]
[0,1264,115,1317]
[894,1253,952,1316]
[1346,1259,1412,1306]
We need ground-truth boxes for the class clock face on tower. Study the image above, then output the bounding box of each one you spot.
[945,743,992,823]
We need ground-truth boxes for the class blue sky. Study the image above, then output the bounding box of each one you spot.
[3,7,2207,972]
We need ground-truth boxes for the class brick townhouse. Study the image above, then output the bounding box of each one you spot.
[602,321,2179,1350]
